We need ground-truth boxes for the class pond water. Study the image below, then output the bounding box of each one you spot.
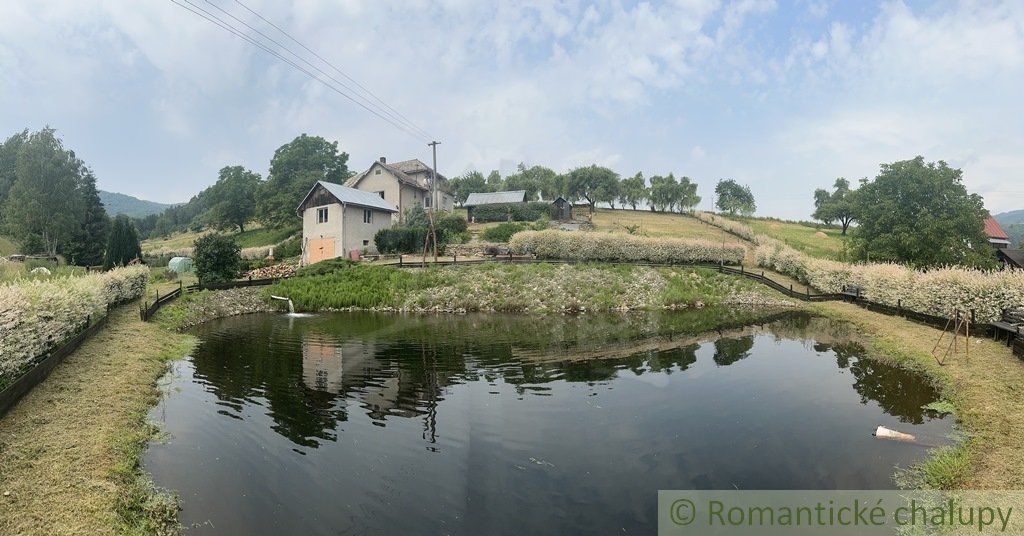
[144,310,952,535]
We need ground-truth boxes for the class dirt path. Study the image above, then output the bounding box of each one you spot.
[0,305,194,535]
[817,301,1024,489]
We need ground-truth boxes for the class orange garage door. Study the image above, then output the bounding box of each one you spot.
[308,238,335,264]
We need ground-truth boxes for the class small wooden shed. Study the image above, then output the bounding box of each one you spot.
[551,197,573,221]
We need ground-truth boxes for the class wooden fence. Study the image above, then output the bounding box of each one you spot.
[0,309,109,418]
[140,282,184,321]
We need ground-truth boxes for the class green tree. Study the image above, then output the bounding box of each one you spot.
[676,175,701,212]
[852,156,992,268]
[193,233,241,284]
[566,165,620,213]
[207,165,261,232]
[3,128,85,254]
[485,170,504,192]
[258,134,350,228]
[540,173,566,201]
[66,169,110,266]
[812,178,857,234]
[103,214,141,269]
[619,172,648,210]
[648,174,677,212]
[505,163,556,201]
[448,170,488,205]
[714,179,756,216]
[0,130,28,212]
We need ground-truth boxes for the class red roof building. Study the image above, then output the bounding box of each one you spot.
[985,216,1011,248]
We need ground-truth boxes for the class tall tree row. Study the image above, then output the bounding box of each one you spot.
[0,128,109,263]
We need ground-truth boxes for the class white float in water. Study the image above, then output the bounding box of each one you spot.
[874,426,916,442]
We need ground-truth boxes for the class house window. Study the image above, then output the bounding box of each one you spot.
[424,196,432,208]
[375,168,382,175]
[363,209,372,224]
[362,240,370,247]
[317,207,328,223]
[377,191,385,199]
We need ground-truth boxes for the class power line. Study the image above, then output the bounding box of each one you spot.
[167,0,431,142]
[231,0,434,141]
[202,0,433,141]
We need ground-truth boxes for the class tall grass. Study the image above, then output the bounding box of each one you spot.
[509,229,746,265]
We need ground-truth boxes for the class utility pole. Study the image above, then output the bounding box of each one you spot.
[422,140,441,262]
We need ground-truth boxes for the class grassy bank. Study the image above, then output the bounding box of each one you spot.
[266,262,793,313]
[734,216,847,260]
[0,305,195,535]
[815,301,1024,489]
[591,208,747,243]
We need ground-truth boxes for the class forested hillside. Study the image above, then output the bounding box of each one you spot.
[994,210,1024,248]
[98,190,173,218]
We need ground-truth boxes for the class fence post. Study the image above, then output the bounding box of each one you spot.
[897,299,902,316]
[453,254,456,264]
[971,309,976,326]
[806,287,810,299]
[399,255,403,267]
[789,284,793,296]
[740,265,744,275]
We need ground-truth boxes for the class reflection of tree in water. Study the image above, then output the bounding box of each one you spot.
[187,309,938,447]
[814,341,936,424]
[191,318,346,448]
[712,336,755,366]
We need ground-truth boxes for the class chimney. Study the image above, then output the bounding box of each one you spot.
[379,156,386,164]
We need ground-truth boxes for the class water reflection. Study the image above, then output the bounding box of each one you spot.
[184,309,943,448]
[146,309,954,535]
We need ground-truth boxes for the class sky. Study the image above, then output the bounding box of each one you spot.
[1,0,1022,219]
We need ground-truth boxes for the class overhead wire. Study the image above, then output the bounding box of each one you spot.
[168,0,431,142]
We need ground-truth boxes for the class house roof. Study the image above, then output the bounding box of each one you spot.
[985,216,1009,240]
[999,249,1024,269]
[298,181,398,215]
[345,158,450,193]
[464,190,527,206]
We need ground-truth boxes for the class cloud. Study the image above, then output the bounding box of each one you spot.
[1,0,1022,219]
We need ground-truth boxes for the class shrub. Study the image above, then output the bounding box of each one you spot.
[193,234,241,284]
[0,266,149,388]
[471,202,549,222]
[508,230,747,265]
[276,236,302,259]
[375,227,449,255]
[697,210,1024,322]
[481,222,529,242]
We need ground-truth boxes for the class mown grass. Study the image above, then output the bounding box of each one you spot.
[591,209,747,244]
[814,300,1024,490]
[734,216,848,260]
[0,304,195,535]
[232,225,299,248]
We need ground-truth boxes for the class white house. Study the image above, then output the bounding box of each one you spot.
[344,157,454,222]
[297,181,397,264]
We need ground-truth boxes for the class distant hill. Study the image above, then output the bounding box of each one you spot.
[98,190,174,218]
[993,210,1024,249]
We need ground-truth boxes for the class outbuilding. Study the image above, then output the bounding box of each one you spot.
[463,190,527,221]
[297,181,398,265]
[551,196,573,221]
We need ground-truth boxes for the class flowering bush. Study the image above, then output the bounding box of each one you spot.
[0,266,149,387]
[695,212,1024,322]
[508,230,746,265]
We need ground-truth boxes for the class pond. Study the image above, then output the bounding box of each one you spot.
[144,309,952,535]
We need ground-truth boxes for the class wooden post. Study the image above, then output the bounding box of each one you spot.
[399,255,403,267]
[897,299,902,317]
[789,284,793,296]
